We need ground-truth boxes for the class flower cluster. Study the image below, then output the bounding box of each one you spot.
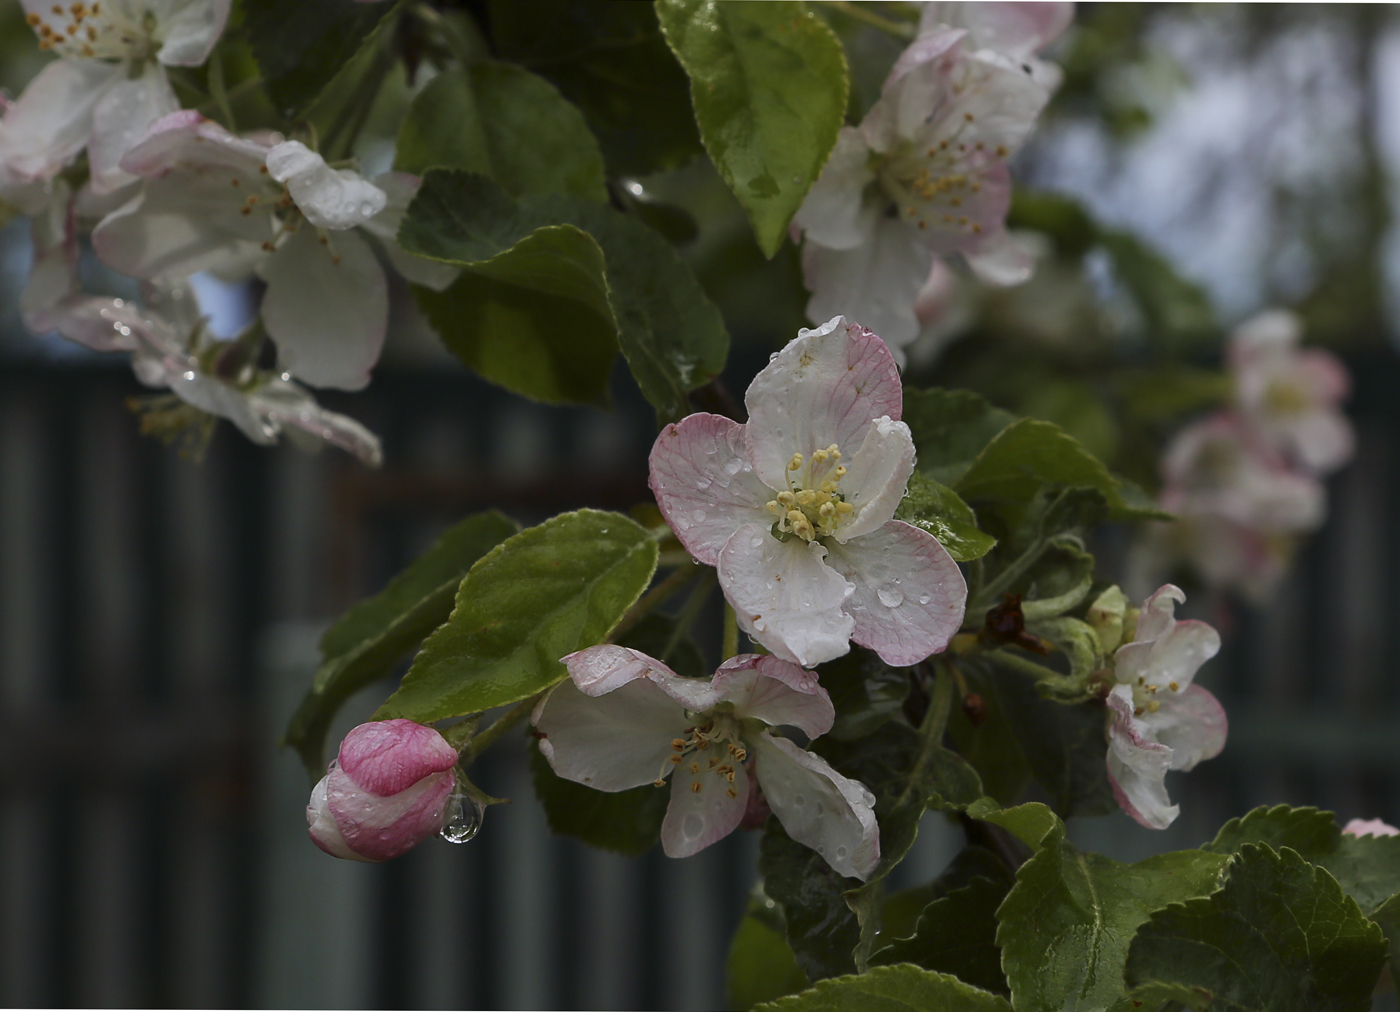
[793,1,1071,362]
[1148,309,1353,599]
[0,1,451,461]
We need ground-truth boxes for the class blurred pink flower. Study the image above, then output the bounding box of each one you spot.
[1343,818,1400,838]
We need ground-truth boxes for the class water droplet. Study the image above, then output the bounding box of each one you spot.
[918,594,931,605]
[793,794,806,807]
[682,812,705,840]
[440,788,487,844]
[877,586,904,608]
[692,509,707,523]
[836,845,848,859]
[722,458,743,476]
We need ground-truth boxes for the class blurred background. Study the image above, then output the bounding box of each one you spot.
[4,2,1400,1009]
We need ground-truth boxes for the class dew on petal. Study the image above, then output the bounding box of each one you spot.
[877,586,904,608]
[722,458,744,476]
[793,794,806,807]
[836,845,848,860]
[682,812,705,841]
[692,509,707,523]
[918,594,932,605]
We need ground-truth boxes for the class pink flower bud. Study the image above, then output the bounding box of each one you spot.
[1343,818,1400,838]
[307,719,459,862]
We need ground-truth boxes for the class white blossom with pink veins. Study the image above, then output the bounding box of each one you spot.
[21,181,382,464]
[533,645,880,879]
[792,8,1065,360]
[1229,309,1354,476]
[1104,585,1226,831]
[649,317,967,668]
[91,111,456,391]
[0,0,230,193]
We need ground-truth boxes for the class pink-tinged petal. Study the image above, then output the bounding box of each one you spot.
[752,733,880,880]
[533,677,694,792]
[248,378,385,467]
[259,227,387,390]
[803,219,934,360]
[1344,818,1400,838]
[919,3,1074,59]
[824,520,966,667]
[363,172,459,290]
[1105,685,1177,831]
[1296,349,1350,403]
[560,643,718,711]
[880,27,968,124]
[792,128,877,250]
[1286,409,1354,475]
[718,524,855,668]
[155,0,233,66]
[833,416,915,541]
[711,655,834,738]
[0,59,115,184]
[87,64,178,194]
[964,227,1035,286]
[266,140,387,230]
[307,774,369,862]
[326,765,455,862]
[118,110,270,178]
[1141,684,1227,772]
[19,185,78,332]
[336,719,458,797]
[1134,584,1186,642]
[660,748,750,859]
[740,761,772,830]
[648,413,775,566]
[744,317,905,490]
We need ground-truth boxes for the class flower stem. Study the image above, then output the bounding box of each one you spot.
[663,571,716,661]
[722,602,739,661]
[984,647,1065,684]
[813,0,915,39]
[463,695,539,761]
[610,564,703,642]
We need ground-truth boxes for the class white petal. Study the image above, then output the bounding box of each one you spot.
[155,0,233,66]
[718,524,855,668]
[307,775,369,861]
[660,749,749,859]
[833,416,915,541]
[259,227,387,390]
[824,520,967,666]
[744,316,905,490]
[1105,685,1177,831]
[87,64,179,194]
[0,59,116,184]
[250,379,384,466]
[964,228,1035,286]
[19,184,77,331]
[266,141,387,230]
[560,643,718,712]
[649,412,775,566]
[803,222,933,359]
[752,733,879,880]
[532,677,693,792]
[360,173,461,290]
[1140,684,1228,773]
[919,2,1074,61]
[792,128,877,250]
[710,655,834,738]
[118,109,271,177]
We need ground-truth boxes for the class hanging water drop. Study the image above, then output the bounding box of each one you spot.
[439,787,487,844]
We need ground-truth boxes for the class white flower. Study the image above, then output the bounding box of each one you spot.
[533,645,880,879]
[918,2,1075,90]
[1229,309,1354,476]
[90,111,455,391]
[649,317,967,668]
[1104,585,1226,830]
[793,13,1063,359]
[0,0,230,193]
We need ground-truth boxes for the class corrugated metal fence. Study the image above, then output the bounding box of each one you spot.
[0,352,1398,1009]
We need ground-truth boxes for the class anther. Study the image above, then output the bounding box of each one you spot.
[964,112,975,122]
[26,12,41,25]
[733,748,746,761]
[708,757,718,768]
[689,762,699,774]
[653,779,665,787]
[787,453,804,471]
[669,754,683,764]
[1168,681,1179,691]
[672,738,687,750]
[1147,700,1161,713]
[727,788,738,799]
[996,145,1008,157]
[691,782,703,793]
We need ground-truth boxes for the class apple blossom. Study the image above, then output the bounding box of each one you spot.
[1344,818,1400,838]
[1,0,230,193]
[90,111,456,391]
[1104,584,1226,830]
[308,719,461,862]
[792,10,1064,359]
[1229,309,1354,476]
[533,645,880,879]
[649,316,967,668]
[918,3,1074,91]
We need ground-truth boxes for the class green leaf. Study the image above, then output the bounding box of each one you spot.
[1206,804,1400,915]
[529,741,668,856]
[872,874,1010,995]
[1100,230,1216,354]
[657,0,849,257]
[1115,364,1233,423]
[753,964,1012,1012]
[413,224,619,406]
[1017,539,1095,622]
[1006,190,1099,261]
[375,509,658,722]
[490,0,702,176]
[998,823,1230,1012]
[964,798,1062,851]
[947,669,1032,808]
[243,0,397,119]
[395,63,606,202]
[955,418,1164,521]
[400,170,729,422]
[1124,844,1388,1012]
[895,472,997,562]
[902,388,1016,488]
[728,890,812,1011]
[815,647,909,741]
[282,511,518,776]
[759,821,864,981]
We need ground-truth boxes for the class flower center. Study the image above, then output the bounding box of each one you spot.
[876,111,1009,235]
[764,443,855,542]
[1263,379,1310,415]
[660,712,747,799]
[1130,675,1183,717]
[28,3,154,61]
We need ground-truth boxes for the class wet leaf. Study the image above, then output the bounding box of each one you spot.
[752,964,1012,1012]
[529,741,669,856]
[728,889,811,1011]
[902,388,1016,487]
[895,472,997,562]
